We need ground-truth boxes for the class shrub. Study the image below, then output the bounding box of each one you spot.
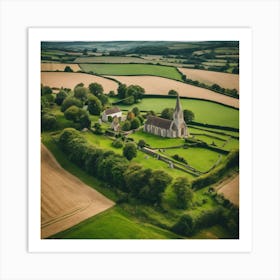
[55,90,67,105]
[87,95,102,115]
[112,139,123,148]
[130,117,141,129]
[123,142,137,161]
[122,120,131,131]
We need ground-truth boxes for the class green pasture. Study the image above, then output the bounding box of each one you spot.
[75,56,149,64]
[51,206,180,239]
[189,125,239,138]
[79,63,183,81]
[113,97,239,128]
[130,130,185,148]
[161,147,224,173]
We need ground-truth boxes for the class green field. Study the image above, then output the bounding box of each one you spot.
[51,206,180,239]
[162,147,224,173]
[113,97,239,128]
[79,63,183,81]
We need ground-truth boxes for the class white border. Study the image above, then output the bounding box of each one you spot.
[28,27,252,253]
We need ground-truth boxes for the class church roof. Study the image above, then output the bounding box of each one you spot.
[104,106,121,115]
[145,116,172,129]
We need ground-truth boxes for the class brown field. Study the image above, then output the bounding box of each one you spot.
[41,72,118,92]
[178,68,239,91]
[41,144,115,238]
[216,175,239,206]
[41,63,81,72]
[106,75,239,108]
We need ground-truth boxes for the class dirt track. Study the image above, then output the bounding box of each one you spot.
[41,144,115,238]
[106,75,239,108]
[216,175,239,206]
[41,72,118,93]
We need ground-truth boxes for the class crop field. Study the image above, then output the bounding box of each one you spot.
[79,63,183,81]
[216,175,239,206]
[106,75,239,108]
[41,72,118,92]
[162,147,224,173]
[75,56,149,64]
[41,63,81,72]
[51,207,180,239]
[41,144,115,238]
[114,98,239,128]
[178,68,239,91]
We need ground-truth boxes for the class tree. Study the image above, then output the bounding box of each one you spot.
[137,139,146,148]
[98,94,108,106]
[183,109,195,123]
[117,83,127,99]
[41,114,56,131]
[112,139,123,148]
[64,66,73,72]
[123,95,135,105]
[126,85,145,101]
[132,107,140,116]
[126,111,135,121]
[87,95,102,115]
[168,89,178,96]
[61,96,83,112]
[146,170,172,204]
[83,48,88,55]
[74,86,88,101]
[55,90,67,105]
[172,177,193,209]
[122,120,131,131]
[41,94,55,107]
[131,117,141,129]
[161,108,174,120]
[89,83,104,96]
[172,214,194,236]
[74,83,84,89]
[123,142,137,160]
[108,90,115,97]
[41,85,52,96]
[64,105,81,122]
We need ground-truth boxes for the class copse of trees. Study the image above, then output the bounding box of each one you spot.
[168,89,178,96]
[183,109,195,123]
[58,128,171,204]
[117,83,145,105]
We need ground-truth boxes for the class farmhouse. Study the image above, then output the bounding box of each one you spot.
[101,106,122,122]
[143,95,189,138]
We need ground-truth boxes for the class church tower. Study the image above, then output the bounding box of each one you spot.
[172,94,188,137]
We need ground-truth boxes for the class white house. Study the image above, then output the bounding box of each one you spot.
[101,106,122,122]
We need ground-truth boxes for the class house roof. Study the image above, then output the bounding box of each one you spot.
[104,106,121,115]
[145,116,172,129]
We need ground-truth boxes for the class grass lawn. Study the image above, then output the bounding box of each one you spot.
[79,63,183,81]
[113,97,239,128]
[162,147,224,173]
[130,130,185,148]
[50,206,180,239]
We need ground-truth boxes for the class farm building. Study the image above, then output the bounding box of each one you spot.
[101,106,122,122]
[144,95,189,138]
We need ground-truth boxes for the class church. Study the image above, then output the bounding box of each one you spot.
[143,95,189,138]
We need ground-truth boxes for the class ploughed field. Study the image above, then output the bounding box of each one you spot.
[216,175,239,206]
[41,72,118,93]
[41,63,81,72]
[106,75,239,108]
[178,68,239,92]
[41,144,115,238]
